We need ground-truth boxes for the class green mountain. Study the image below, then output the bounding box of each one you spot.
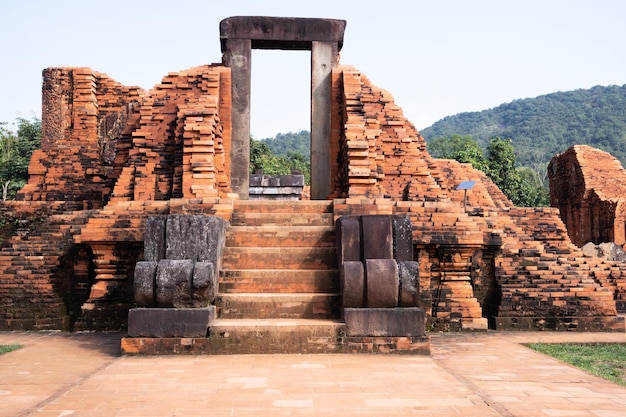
[259,130,310,160]
[420,85,626,169]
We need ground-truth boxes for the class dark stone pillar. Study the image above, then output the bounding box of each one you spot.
[310,41,337,200]
[222,38,251,199]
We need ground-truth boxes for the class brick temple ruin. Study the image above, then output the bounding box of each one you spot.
[1,17,626,354]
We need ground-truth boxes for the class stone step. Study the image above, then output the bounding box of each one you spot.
[219,269,339,293]
[215,293,341,319]
[221,247,338,270]
[233,200,333,214]
[206,318,345,354]
[230,212,334,227]
[225,225,335,247]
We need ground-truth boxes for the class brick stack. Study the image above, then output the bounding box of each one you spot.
[489,207,625,329]
[17,68,144,208]
[109,65,232,202]
[177,96,227,199]
[333,66,439,200]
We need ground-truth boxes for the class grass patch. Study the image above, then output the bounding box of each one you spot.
[0,344,22,355]
[528,343,626,386]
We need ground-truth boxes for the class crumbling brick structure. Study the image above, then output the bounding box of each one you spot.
[1,16,625,337]
[549,145,626,247]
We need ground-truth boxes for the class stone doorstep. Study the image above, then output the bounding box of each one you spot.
[215,292,341,319]
[233,200,333,214]
[221,247,338,270]
[120,318,431,355]
[230,212,334,227]
[218,269,339,293]
[225,225,335,247]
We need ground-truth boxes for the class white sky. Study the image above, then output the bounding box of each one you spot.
[1,0,625,139]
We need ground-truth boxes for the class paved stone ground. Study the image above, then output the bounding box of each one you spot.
[1,331,626,416]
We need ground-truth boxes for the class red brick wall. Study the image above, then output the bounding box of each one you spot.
[549,145,626,246]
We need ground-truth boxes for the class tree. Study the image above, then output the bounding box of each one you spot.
[428,134,549,207]
[427,134,488,171]
[485,137,520,199]
[0,118,41,200]
[250,137,311,184]
[485,137,549,207]
[517,166,550,207]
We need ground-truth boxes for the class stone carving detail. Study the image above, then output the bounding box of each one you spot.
[336,214,424,337]
[134,215,228,308]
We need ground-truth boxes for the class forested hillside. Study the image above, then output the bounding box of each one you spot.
[259,130,310,159]
[420,84,626,169]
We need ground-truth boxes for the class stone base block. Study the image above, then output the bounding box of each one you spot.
[120,321,431,355]
[461,317,489,330]
[344,307,426,337]
[127,307,215,337]
[493,315,626,332]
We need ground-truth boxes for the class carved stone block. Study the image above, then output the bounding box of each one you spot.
[398,261,420,307]
[144,216,167,262]
[365,259,399,307]
[192,261,217,307]
[361,216,393,259]
[393,215,413,262]
[341,261,365,308]
[164,215,227,262]
[134,261,158,307]
[336,216,361,263]
[155,259,195,307]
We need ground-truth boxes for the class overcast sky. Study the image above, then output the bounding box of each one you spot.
[1,0,625,139]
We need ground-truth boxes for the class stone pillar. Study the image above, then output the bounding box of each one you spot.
[310,41,336,200]
[222,39,251,199]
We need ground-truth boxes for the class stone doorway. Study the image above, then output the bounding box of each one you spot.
[220,16,346,200]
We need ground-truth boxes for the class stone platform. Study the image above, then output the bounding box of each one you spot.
[120,319,431,355]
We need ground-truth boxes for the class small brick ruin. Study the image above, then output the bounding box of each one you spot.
[1,17,626,346]
[549,145,626,247]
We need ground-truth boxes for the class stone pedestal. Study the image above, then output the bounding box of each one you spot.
[344,307,426,337]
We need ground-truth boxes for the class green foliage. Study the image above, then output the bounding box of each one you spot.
[0,117,41,200]
[517,166,550,207]
[250,137,310,184]
[0,344,22,355]
[421,84,626,170]
[259,130,310,160]
[428,134,549,207]
[528,343,626,386]
[427,134,488,171]
[485,137,519,197]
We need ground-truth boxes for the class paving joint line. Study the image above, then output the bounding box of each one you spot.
[16,356,121,417]
[431,353,514,417]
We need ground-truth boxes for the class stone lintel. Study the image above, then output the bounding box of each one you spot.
[220,16,346,51]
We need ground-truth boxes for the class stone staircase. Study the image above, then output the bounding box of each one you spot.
[208,200,344,353]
